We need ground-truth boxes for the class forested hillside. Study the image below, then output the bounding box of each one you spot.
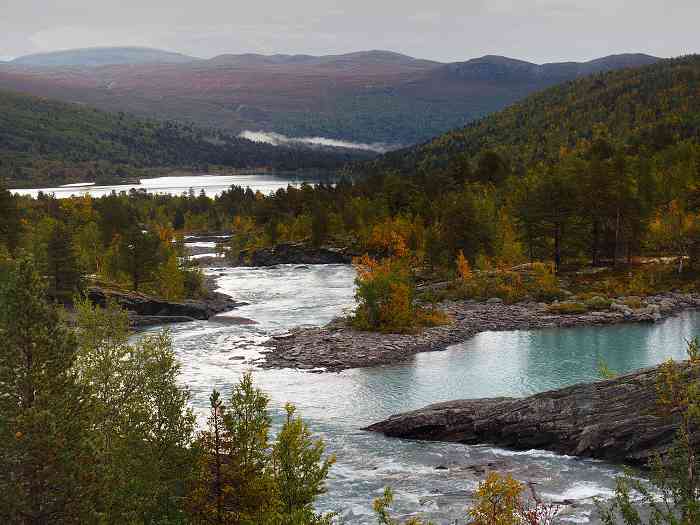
[3,55,700,330]
[368,55,700,174]
[0,50,658,145]
[0,89,371,187]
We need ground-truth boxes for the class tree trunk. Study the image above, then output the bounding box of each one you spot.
[554,223,562,272]
[213,407,223,525]
[592,220,599,266]
[613,208,620,267]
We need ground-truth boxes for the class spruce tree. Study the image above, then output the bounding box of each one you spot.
[114,226,164,292]
[0,258,91,524]
[46,222,82,301]
[0,185,21,254]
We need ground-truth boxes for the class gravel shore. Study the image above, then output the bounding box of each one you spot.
[259,292,700,372]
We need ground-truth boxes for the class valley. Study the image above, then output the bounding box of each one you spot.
[0,48,659,145]
[1,21,699,524]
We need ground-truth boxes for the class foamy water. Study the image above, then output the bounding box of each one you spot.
[134,264,700,523]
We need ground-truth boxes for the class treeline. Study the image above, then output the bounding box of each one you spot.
[0,89,373,187]
[3,125,699,304]
[3,56,700,305]
[0,187,205,301]
[201,56,700,275]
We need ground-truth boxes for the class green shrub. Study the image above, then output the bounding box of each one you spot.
[585,296,613,310]
[547,302,588,315]
[527,262,563,302]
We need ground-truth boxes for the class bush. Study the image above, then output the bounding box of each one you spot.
[547,302,589,314]
[352,255,414,332]
[528,262,562,302]
[623,296,644,309]
[596,340,700,524]
[469,472,560,525]
[585,296,613,310]
[373,473,560,525]
[449,260,561,304]
[416,307,451,327]
[627,270,656,295]
[352,255,449,333]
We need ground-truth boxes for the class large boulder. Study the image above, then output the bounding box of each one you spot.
[366,363,699,465]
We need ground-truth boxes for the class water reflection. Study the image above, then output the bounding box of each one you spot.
[12,172,337,199]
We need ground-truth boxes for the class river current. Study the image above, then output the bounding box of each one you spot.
[148,262,699,524]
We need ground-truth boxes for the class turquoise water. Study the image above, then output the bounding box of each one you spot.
[160,264,699,524]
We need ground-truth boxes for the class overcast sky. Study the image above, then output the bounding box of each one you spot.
[1,0,698,63]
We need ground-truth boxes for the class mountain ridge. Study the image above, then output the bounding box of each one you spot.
[11,46,201,67]
[0,48,662,145]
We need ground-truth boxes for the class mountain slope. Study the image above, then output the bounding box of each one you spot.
[11,47,200,67]
[0,89,372,187]
[366,55,700,174]
[0,50,660,145]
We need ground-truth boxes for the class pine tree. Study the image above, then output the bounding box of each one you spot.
[46,221,82,301]
[188,374,277,525]
[188,374,335,525]
[116,226,164,291]
[0,185,21,254]
[0,258,91,524]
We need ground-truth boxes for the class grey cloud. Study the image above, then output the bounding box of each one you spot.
[2,0,698,62]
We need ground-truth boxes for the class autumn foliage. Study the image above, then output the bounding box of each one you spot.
[352,254,448,333]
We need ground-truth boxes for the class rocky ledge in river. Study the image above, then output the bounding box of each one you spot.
[365,362,699,465]
[233,242,354,266]
[88,284,244,328]
[260,292,700,372]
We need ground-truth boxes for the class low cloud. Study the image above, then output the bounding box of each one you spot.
[239,130,392,153]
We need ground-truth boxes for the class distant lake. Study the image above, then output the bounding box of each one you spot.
[11,172,338,199]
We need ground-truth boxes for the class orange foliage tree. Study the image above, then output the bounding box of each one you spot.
[352,255,415,333]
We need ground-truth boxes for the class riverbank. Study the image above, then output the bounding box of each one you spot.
[260,292,700,371]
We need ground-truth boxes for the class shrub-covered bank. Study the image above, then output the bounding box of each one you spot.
[262,291,700,372]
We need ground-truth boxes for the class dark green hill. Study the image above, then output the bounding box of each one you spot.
[366,55,700,174]
[0,89,371,187]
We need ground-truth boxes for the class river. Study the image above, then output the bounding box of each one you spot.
[145,260,700,524]
[11,172,336,199]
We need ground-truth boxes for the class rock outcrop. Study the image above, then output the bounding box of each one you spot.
[366,363,700,465]
[236,243,353,266]
[87,286,243,327]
